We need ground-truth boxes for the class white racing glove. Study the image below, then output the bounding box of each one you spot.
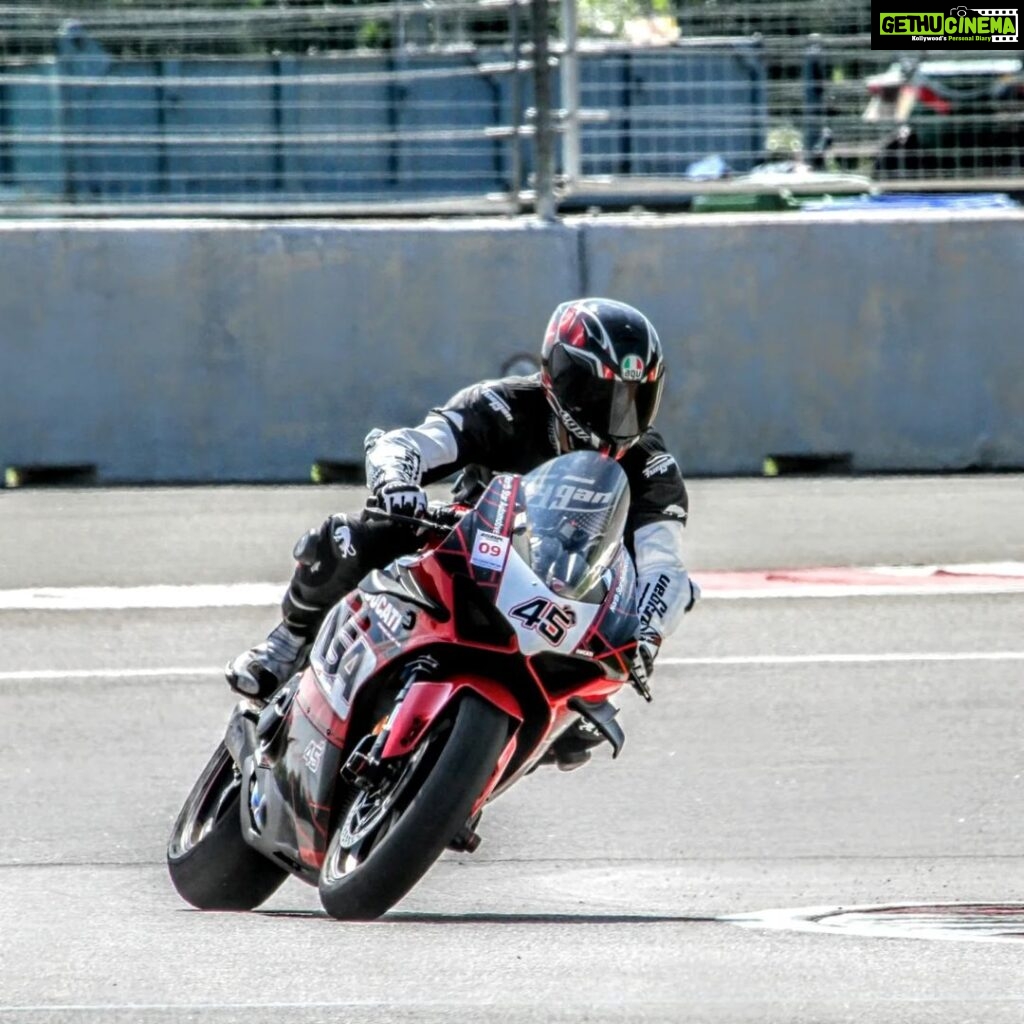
[631,518,702,701]
[630,577,701,701]
[376,481,428,519]
[629,630,660,702]
[364,428,428,520]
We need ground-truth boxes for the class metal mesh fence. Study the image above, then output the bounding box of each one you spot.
[0,1,1021,214]
[0,2,535,211]
[0,2,524,57]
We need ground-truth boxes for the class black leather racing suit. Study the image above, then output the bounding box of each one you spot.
[280,374,698,648]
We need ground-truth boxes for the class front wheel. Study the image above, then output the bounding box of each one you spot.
[167,742,288,911]
[318,693,508,920]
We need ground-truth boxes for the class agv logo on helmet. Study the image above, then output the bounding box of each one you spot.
[620,355,645,381]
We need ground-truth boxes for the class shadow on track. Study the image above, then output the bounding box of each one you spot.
[255,909,717,925]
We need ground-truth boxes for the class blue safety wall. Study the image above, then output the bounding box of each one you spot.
[1,211,1022,482]
[0,43,766,200]
[577,45,765,176]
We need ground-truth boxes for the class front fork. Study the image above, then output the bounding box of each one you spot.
[338,660,426,791]
[337,671,524,830]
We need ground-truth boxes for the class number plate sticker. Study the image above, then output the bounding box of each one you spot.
[470,530,510,572]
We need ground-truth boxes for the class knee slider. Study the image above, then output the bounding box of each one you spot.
[292,514,360,568]
[292,527,323,567]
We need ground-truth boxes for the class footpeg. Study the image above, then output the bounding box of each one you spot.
[448,812,483,853]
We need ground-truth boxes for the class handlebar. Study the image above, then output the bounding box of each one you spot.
[362,499,466,535]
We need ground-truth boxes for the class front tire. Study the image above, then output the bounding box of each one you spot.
[318,693,508,920]
[167,743,288,911]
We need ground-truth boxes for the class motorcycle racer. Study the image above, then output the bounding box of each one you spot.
[227,298,700,764]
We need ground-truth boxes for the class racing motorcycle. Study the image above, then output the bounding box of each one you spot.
[167,450,645,920]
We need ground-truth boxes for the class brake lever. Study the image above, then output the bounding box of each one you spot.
[362,504,462,535]
[630,674,654,703]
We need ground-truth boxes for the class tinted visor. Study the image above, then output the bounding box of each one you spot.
[550,347,663,443]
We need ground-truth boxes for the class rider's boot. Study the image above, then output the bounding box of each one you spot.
[226,620,312,702]
[226,510,417,703]
[225,517,349,702]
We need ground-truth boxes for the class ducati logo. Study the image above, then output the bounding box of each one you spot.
[364,591,404,634]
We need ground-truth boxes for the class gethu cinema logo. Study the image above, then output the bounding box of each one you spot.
[879,7,1018,37]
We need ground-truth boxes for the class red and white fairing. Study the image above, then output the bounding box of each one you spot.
[442,450,641,671]
[495,547,601,655]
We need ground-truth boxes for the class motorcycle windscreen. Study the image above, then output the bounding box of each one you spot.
[513,450,630,603]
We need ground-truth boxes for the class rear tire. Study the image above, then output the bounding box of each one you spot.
[167,743,288,911]
[318,694,508,920]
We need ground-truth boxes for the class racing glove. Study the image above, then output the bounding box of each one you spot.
[376,481,428,519]
[629,630,660,702]
[365,428,429,520]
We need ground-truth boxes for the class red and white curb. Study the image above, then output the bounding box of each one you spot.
[0,562,1022,610]
[696,562,1024,599]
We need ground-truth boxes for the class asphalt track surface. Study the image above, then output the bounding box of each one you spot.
[1,475,1023,1023]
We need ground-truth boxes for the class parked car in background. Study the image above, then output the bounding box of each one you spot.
[864,58,1024,178]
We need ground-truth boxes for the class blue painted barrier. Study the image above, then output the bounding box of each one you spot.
[0,42,766,202]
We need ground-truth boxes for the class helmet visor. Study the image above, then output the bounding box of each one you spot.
[550,348,663,443]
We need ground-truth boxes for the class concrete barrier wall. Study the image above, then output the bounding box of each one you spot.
[1,212,1022,482]
[581,211,1024,474]
[0,220,579,481]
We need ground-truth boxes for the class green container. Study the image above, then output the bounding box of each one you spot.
[691,190,800,213]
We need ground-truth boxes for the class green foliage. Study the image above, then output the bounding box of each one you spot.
[356,19,390,49]
[578,0,682,36]
[577,0,644,36]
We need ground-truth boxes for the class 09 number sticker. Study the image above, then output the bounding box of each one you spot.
[470,530,510,572]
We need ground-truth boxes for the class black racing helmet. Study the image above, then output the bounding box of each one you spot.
[541,298,665,459]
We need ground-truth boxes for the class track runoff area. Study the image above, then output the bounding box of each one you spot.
[1,475,1023,1021]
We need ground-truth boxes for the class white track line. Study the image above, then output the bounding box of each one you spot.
[704,581,1024,599]
[2,572,1024,610]
[2,651,1022,683]
[0,1004,475,1014]
[661,652,1024,666]
[0,582,284,611]
[0,666,222,682]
